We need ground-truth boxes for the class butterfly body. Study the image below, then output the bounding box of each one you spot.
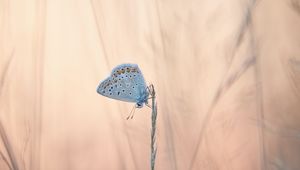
[97,63,149,108]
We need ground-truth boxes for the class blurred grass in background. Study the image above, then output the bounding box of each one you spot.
[1,0,300,169]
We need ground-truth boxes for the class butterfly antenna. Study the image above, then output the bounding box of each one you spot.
[130,105,137,119]
[126,104,136,120]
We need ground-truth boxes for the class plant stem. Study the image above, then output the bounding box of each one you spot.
[150,85,157,170]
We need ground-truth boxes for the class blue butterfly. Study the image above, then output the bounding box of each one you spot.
[97,64,150,111]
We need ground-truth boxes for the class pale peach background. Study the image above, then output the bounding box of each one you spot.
[1,0,300,170]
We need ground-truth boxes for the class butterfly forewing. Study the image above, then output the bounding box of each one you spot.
[97,64,148,104]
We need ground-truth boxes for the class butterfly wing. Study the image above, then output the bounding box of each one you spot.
[97,64,149,103]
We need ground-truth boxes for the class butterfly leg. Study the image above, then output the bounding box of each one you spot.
[145,96,154,107]
[147,84,155,97]
[146,103,152,108]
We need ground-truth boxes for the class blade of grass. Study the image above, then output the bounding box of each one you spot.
[0,122,19,170]
[0,149,12,170]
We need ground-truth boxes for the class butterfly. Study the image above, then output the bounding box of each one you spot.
[97,64,151,118]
